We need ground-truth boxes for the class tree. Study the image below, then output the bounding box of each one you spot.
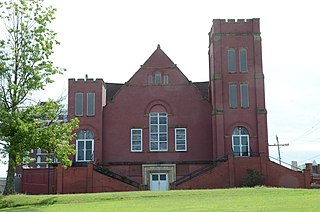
[0,0,78,195]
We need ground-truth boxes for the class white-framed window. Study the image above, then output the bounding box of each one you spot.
[239,48,247,72]
[150,113,168,151]
[232,127,250,157]
[37,156,41,163]
[155,72,162,85]
[228,48,236,73]
[229,84,237,108]
[87,92,95,116]
[175,128,187,151]
[37,148,41,154]
[240,83,249,108]
[76,129,94,162]
[131,129,142,152]
[75,92,83,116]
[163,74,169,85]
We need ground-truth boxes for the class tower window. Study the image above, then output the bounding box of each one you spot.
[75,92,83,116]
[240,48,247,72]
[228,48,236,73]
[232,127,250,157]
[229,84,237,108]
[240,83,249,108]
[87,92,95,116]
[76,129,94,162]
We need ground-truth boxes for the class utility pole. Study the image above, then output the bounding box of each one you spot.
[268,135,289,165]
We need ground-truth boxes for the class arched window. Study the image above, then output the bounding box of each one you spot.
[76,129,94,162]
[232,127,249,156]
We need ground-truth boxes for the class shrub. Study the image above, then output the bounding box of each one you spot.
[242,169,264,187]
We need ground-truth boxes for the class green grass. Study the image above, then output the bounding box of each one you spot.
[0,187,320,211]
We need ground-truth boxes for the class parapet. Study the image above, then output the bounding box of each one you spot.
[69,78,105,84]
[209,18,260,37]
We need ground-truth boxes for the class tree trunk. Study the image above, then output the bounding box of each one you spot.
[3,153,16,195]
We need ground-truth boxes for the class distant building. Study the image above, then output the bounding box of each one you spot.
[21,19,312,194]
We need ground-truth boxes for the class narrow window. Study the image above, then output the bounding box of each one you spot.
[131,129,142,152]
[87,92,95,116]
[229,84,237,108]
[240,48,247,72]
[228,48,236,73]
[232,127,250,157]
[175,128,187,151]
[150,113,168,151]
[148,75,153,85]
[240,83,249,108]
[76,129,94,162]
[75,92,83,116]
[155,72,162,85]
[163,74,169,85]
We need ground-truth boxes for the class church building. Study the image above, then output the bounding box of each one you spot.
[21,19,311,194]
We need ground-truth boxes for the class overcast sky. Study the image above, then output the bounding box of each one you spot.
[1,0,320,177]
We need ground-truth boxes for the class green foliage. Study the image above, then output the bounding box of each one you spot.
[1,188,320,211]
[0,0,78,194]
[242,169,264,187]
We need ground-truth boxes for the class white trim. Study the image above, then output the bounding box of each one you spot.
[131,128,143,152]
[175,128,187,151]
[149,113,168,152]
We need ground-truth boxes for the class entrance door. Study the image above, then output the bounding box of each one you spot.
[150,173,168,191]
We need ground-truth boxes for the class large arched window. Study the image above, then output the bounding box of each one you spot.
[232,127,249,156]
[76,129,94,162]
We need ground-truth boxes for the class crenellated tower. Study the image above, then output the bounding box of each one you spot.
[209,19,268,159]
[68,77,106,163]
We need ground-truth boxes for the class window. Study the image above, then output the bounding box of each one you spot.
[232,127,249,157]
[240,83,249,108]
[175,128,187,151]
[155,72,162,85]
[148,75,153,85]
[163,75,169,85]
[229,84,237,108]
[75,92,83,116]
[76,129,94,162]
[150,113,168,151]
[37,156,41,163]
[228,48,236,73]
[131,129,142,152]
[239,48,247,72]
[87,92,95,116]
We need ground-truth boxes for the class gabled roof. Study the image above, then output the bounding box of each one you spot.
[142,44,176,68]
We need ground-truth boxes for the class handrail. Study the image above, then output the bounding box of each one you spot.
[268,155,303,172]
[93,164,140,189]
[171,157,227,186]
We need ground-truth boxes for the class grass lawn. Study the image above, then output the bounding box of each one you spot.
[0,187,320,211]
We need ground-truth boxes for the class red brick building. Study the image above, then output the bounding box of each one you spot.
[21,19,312,194]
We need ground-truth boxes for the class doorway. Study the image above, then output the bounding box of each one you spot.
[150,173,168,191]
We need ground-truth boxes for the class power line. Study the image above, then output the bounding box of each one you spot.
[291,120,320,142]
[269,135,289,165]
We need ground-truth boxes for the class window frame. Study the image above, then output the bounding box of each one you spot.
[175,128,187,151]
[75,92,83,116]
[155,72,162,85]
[76,129,94,162]
[149,113,168,152]
[87,92,95,116]
[163,74,169,85]
[232,127,250,157]
[131,128,143,152]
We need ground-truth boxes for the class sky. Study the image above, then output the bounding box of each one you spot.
[1,0,320,177]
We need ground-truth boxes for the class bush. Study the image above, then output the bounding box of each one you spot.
[242,169,264,187]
